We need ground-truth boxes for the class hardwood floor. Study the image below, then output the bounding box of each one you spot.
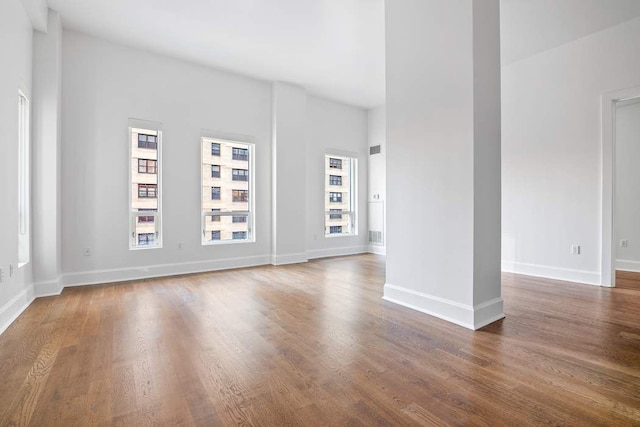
[1,255,639,426]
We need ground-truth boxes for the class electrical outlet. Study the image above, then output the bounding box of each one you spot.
[9,264,13,277]
[621,240,629,248]
[571,245,581,255]
[83,247,91,256]
[177,242,184,250]
[0,267,4,283]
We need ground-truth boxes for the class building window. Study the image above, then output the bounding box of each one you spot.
[232,147,248,161]
[138,208,155,223]
[329,209,342,219]
[233,190,248,202]
[138,184,157,198]
[137,233,155,246]
[325,154,357,236]
[232,169,249,181]
[138,159,157,174]
[211,187,221,200]
[233,231,247,240]
[211,230,221,240]
[138,134,157,150]
[329,158,342,169]
[202,137,254,244]
[130,125,161,249]
[18,91,30,266]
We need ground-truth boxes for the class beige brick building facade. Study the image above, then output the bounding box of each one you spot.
[325,155,353,235]
[201,138,251,242]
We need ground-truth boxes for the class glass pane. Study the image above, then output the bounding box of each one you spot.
[202,138,252,244]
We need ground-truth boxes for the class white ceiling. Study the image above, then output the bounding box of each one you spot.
[49,0,640,109]
[48,0,385,108]
[500,0,640,65]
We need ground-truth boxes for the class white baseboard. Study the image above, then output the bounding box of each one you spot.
[615,259,640,273]
[306,245,368,260]
[64,254,271,287]
[270,252,309,266]
[34,276,63,297]
[367,245,386,255]
[0,285,35,336]
[383,283,504,330]
[501,260,601,286]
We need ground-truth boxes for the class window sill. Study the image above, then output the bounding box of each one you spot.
[324,233,357,239]
[202,239,255,246]
[129,244,163,251]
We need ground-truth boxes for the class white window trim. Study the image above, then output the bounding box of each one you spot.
[18,89,30,267]
[201,137,256,246]
[324,154,358,238]
[128,120,163,250]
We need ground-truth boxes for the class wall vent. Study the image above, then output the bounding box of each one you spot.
[369,145,381,155]
[368,230,383,245]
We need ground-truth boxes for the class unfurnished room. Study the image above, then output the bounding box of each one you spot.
[1,0,640,425]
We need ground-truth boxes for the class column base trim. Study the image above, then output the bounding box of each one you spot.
[383,283,504,330]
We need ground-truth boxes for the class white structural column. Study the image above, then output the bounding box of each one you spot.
[32,9,63,296]
[271,82,308,265]
[383,0,503,330]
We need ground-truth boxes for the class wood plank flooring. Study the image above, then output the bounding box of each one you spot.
[1,254,640,425]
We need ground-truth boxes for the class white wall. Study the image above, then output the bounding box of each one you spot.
[367,105,386,255]
[305,95,369,258]
[61,31,273,284]
[615,98,640,272]
[271,82,307,265]
[60,31,370,286]
[0,0,35,333]
[501,16,640,285]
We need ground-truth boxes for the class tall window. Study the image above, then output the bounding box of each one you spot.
[201,137,254,244]
[325,154,357,236]
[18,91,30,265]
[130,125,161,249]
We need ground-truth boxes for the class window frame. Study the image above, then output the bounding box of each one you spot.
[18,90,30,267]
[324,154,358,237]
[201,137,255,246]
[129,124,162,250]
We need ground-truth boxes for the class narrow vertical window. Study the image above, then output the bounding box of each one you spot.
[201,137,254,244]
[18,91,30,266]
[130,124,162,249]
[325,154,357,236]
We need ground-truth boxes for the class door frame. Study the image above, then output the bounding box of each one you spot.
[601,86,640,287]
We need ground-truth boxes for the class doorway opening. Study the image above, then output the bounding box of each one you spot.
[601,87,640,287]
